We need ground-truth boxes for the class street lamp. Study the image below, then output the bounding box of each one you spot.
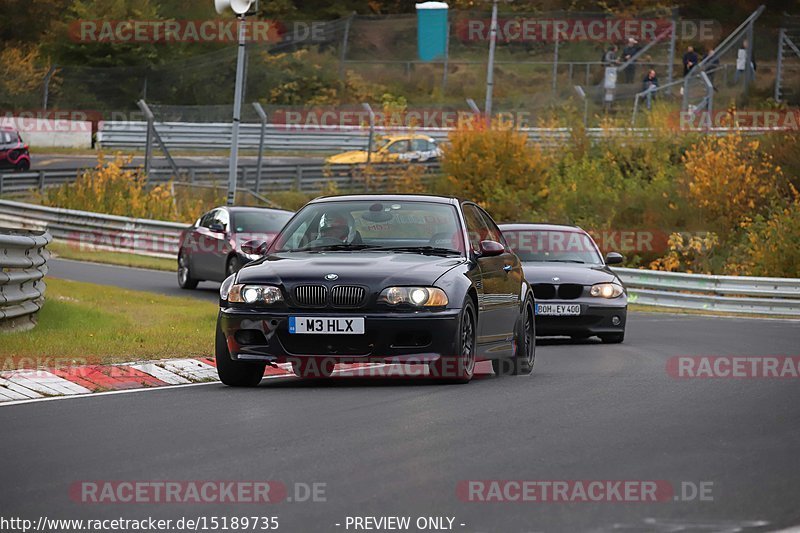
[484,0,499,125]
[215,0,254,206]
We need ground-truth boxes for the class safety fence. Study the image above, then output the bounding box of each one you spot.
[0,200,186,260]
[0,228,53,331]
[0,162,441,199]
[616,267,800,316]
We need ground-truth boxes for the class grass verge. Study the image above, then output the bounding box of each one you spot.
[48,240,176,272]
[628,303,798,320]
[0,278,218,367]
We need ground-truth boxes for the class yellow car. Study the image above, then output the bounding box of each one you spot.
[325,134,442,164]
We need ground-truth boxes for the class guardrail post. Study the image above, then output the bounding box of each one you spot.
[189,168,196,184]
[38,171,46,193]
[294,165,303,191]
[0,174,3,196]
[362,103,375,164]
[252,102,268,194]
[241,168,249,191]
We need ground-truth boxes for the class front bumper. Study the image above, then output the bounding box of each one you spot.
[218,307,460,364]
[534,299,627,337]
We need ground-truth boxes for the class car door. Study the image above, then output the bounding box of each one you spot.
[206,208,232,280]
[477,207,523,335]
[462,203,512,349]
[193,209,221,279]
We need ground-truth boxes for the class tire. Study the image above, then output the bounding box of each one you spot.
[177,252,199,289]
[292,358,336,379]
[430,298,476,383]
[15,159,30,172]
[215,320,265,387]
[600,332,625,344]
[493,295,535,376]
[226,255,243,278]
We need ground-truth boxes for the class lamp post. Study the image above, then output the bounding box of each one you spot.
[484,0,498,126]
[215,0,254,206]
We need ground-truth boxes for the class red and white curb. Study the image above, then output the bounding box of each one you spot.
[0,359,495,405]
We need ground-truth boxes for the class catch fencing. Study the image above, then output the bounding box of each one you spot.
[0,228,53,331]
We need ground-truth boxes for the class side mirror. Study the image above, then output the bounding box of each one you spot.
[241,239,268,257]
[208,222,226,234]
[479,240,505,257]
[605,252,624,265]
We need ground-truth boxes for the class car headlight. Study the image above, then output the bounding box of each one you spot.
[378,287,448,307]
[220,274,236,300]
[227,284,284,304]
[590,283,624,299]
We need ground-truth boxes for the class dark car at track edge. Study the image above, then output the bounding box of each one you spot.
[500,223,627,343]
[215,194,536,386]
[177,206,293,289]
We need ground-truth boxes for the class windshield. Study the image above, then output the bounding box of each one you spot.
[272,200,465,254]
[232,211,292,234]
[503,229,603,264]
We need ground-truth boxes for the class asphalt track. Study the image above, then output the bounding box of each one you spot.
[2,259,799,532]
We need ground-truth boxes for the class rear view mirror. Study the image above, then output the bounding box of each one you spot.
[241,239,268,256]
[208,222,226,233]
[605,252,624,265]
[479,240,505,257]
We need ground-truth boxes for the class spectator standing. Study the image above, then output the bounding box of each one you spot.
[734,39,756,84]
[705,48,720,88]
[683,46,699,76]
[603,45,619,67]
[621,37,640,84]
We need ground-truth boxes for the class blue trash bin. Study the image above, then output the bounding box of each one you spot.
[416,2,449,62]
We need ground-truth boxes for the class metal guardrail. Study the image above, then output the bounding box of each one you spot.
[0,228,52,332]
[0,162,441,199]
[96,122,780,152]
[616,267,800,316]
[0,200,186,259]
[97,122,643,151]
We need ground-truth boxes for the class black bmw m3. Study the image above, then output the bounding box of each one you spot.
[216,195,535,386]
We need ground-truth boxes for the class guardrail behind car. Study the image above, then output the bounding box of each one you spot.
[0,162,441,199]
[96,122,772,152]
[0,199,186,259]
[616,267,800,316]
[0,228,52,332]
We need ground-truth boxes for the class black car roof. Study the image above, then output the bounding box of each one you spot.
[215,206,294,215]
[309,194,460,205]
[498,223,587,233]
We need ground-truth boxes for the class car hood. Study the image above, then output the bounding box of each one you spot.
[326,150,369,164]
[237,251,465,287]
[521,263,621,286]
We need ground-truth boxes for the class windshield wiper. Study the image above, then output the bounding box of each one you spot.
[380,246,462,256]
[540,259,587,264]
[297,243,383,252]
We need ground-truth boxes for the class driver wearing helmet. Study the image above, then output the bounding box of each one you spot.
[315,211,357,244]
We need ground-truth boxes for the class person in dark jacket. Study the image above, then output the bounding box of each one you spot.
[642,69,659,109]
[683,45,699,76]
[621,37,640,84]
